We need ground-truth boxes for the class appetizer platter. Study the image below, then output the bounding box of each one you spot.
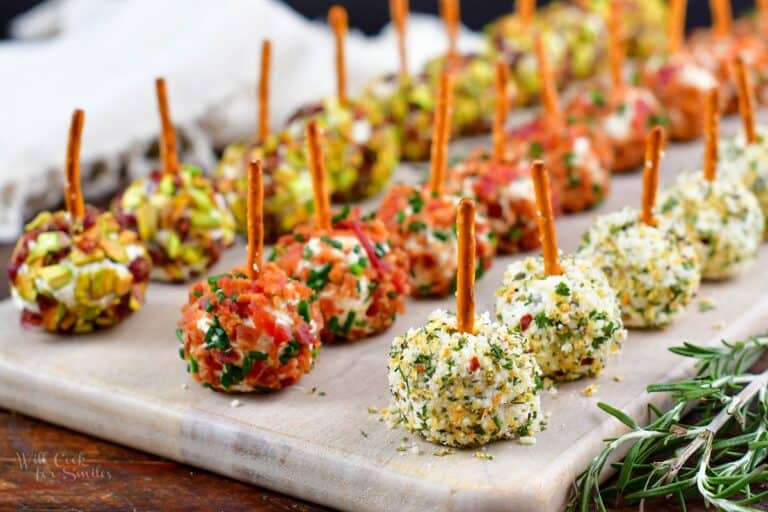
[3,1,768,511]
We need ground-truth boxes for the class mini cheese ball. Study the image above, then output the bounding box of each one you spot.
[578,208,701,328]
[387,309,543,447]
[9,110,150,333]
[658,171,764,280]
[177,265,323,392]
[495,162,626,381]
[271,209,410,342]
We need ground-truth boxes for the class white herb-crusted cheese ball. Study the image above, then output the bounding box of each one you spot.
[720,129,768,239]
[578,208,701,328]
[388,310,543,447]
[495,254,626,381]
[658,171,765,280]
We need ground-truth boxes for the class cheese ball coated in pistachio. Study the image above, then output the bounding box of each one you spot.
[284,96,400,201]
[720,128,768,239]
[376,184,497,297]
[214,133,314,242]
[495,254,626,381]
[271,209,410,342]
[113,165,236,283]
[388,309,543,447]
[578,208,701,328]
[658,171,765,280]
[9,207,151,333]
[178,264,323,392]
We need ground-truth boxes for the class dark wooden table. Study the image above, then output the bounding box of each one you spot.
[0,240,760,511]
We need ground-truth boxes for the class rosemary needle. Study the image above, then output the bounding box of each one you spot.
[568,336,768,512]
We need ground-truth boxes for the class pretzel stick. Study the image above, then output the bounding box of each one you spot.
[246,160,264,279]
[155,78,180,175]
[710,0,732,40]
[668,0,687,54]
[704,88,720,182]
[760,0,768,34]
[328,6,348,106]
[389,0,409,79]
[534,33,563,129]
[531,160,563,275]
[607,0,625,91]
[257,40,272,144]
[439,0,459,64]
[517,0,535,26]
[65,109,85,223]
[456,197,476,334]
[734,56,757,145]
[306,120,332,231]
[641,126,665,226]
[429,71,454,196]
[492,60,510,162]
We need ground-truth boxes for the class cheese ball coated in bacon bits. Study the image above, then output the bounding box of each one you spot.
[449,149,544,254]
[271,209,410,342]
[495,254,626,381]
[376,184,497,297]
[9,207,150,333]
[639,54,719,141]
[360,73,435,161]
[113,165,236,283]
[214,133,314,242]
[284,97,400,202]
[658,171,765,280]
[507,120,612,213]
[578,208,701,328]
[566,85,667,172]
[387,309,543,447]
[424,54,519,137]
[177,265,323,392]
[720,128,768,239]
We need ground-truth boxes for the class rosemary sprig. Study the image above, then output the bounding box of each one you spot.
[568,336,768,512]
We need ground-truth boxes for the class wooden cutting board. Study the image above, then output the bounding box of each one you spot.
[1,115,767,512]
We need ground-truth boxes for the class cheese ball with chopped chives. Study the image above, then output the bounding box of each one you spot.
[284,96,400,201]
[495,254,626,381]
[577,208,701,328]
[9,207,151,333]
[376,184,497,297]
[449,149,545,254]
[177,265,323,392]
[658,171,765,280]
[720,129,768,239]
[271,209,410,342]
[388,309,543,447]
[214,133,314,242]
[113,165,236,283]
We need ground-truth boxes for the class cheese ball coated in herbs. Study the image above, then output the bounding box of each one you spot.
[284,97,400,202]
[214,133,315,243]
[578,208,701,328]
[9,207,150,333]
[271,209,410,342]
[449,149,547,254]
[376,184,497,297]
[113,165,236,283]
[658,170,765,280]
[177,264,323,392]
[388,309,544,447]
[495,253,626,381]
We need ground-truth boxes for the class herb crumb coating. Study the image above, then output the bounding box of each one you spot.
[495,254,626,381]
[9,207,150,333]
[178,264,323,392]
[272,209,410,342]
[113,165,236,283]
[658,171,765,280]
[388,309,543,447]
[578,208,701,328]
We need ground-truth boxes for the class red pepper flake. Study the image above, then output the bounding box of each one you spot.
[519,314,532,331]
[469,356,480,372]
[415,364,426,373]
